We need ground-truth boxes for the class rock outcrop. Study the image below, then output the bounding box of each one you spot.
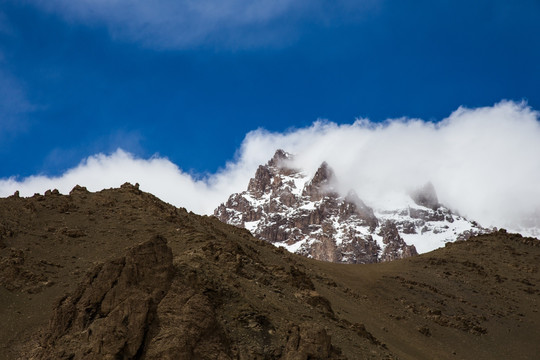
[379,221,418,262]
[35,235,175,359]
[28,232,382,359]
[31,233,354,359]
[283,324,342,360]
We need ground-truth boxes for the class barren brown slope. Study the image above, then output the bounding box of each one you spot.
[0,184,539,359]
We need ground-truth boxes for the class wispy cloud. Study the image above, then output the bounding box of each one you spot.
[0,12,34,138]
[1,101,539,236]
[0,66,35,137]
[23,0,377,49]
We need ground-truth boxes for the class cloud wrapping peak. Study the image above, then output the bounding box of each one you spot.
[238,100,540,232]
[1,101,540,236]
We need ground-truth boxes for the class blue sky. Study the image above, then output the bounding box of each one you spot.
[0,0,539,179]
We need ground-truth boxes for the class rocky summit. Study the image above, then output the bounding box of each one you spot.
[1,184,539,359]
[215,150,487,264]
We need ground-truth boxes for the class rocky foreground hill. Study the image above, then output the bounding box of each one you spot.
[1,184,539,359]
[215,150,486,263]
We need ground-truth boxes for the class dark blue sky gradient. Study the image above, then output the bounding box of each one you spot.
[0,0,539,177]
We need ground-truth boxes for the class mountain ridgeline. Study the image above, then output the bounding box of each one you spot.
[215,150,487,263]
[0,184,539,359]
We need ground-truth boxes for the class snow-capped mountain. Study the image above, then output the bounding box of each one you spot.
[214,150,488,264]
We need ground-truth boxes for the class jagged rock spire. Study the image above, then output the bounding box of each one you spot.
[247,165,272,197]
[302,162,338,201]
[268,149,291,167]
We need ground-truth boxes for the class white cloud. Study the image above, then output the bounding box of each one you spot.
[0,150,230,214]
[1,100,540,236]
[23,0,378,49]
[238,100,540,234]
[0,147,272,216]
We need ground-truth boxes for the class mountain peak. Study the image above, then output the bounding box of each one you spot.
[216,150,489,261]
[312,161,334,185]
[215,153,420,263]
[268,149,291,167]
[301,161,338,201]
[246,165,272,197]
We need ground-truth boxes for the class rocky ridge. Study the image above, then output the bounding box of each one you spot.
[0,185,390,359]
[1,184,539,359]
[215,150,487,263]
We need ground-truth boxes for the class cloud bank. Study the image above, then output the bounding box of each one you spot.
[24,0,376,49]
[0,150,252,216]
[242,101,540,234]
[1,101,540,236]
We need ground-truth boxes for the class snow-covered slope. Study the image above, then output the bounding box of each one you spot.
[215,150,488,263]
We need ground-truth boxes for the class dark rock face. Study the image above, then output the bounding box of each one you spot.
[283,324,342,360]
[144,281,232,359]
[35,236,176,359]
[248,165,273,197]
[215,150,416,264]
[302,162,337,201]
[379,221,418,262]
[34,235,237,360]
